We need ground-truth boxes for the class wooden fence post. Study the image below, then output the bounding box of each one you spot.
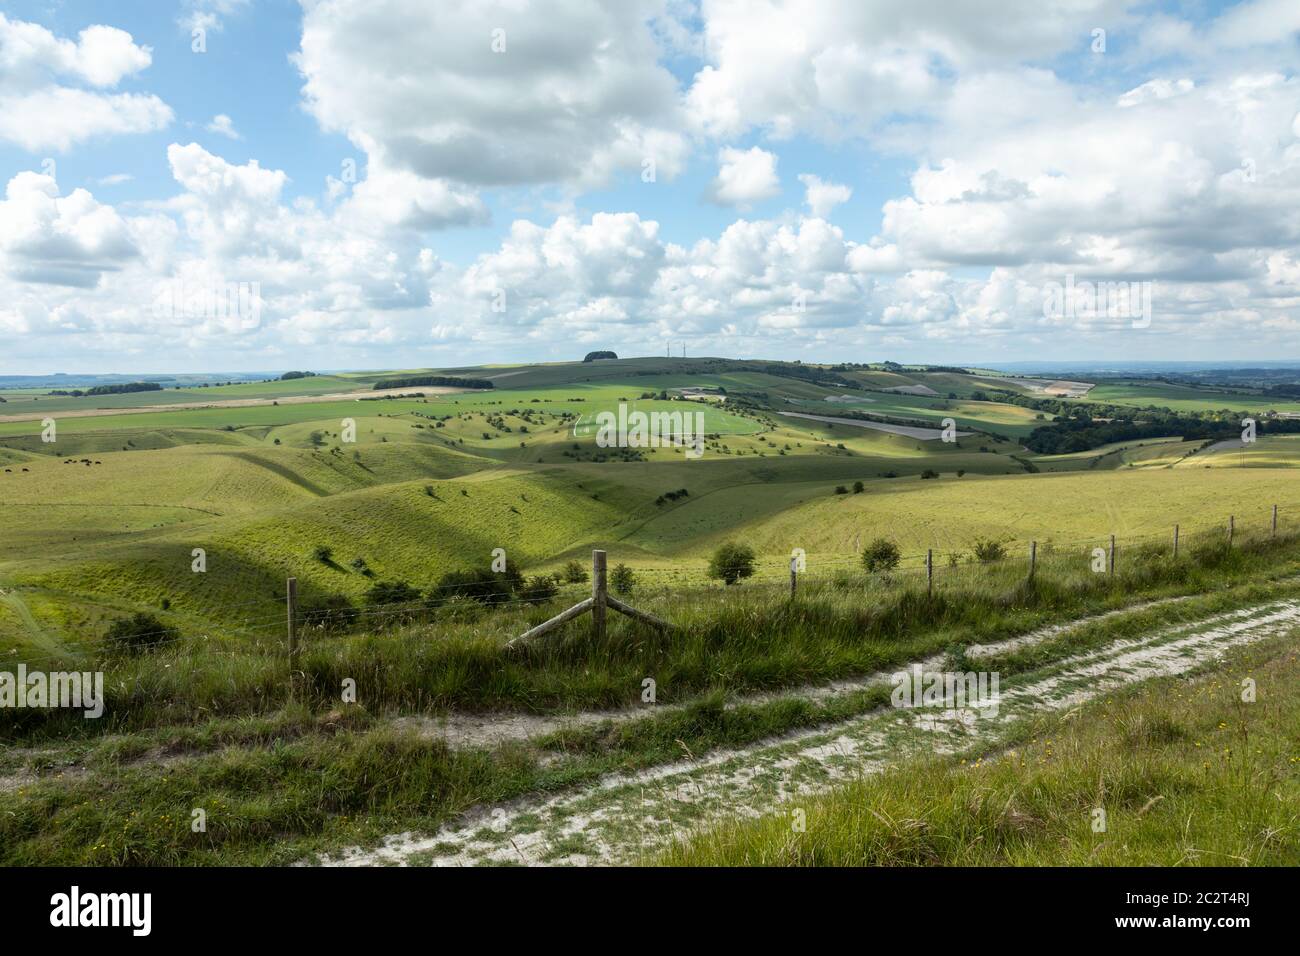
[789,557,797,599]
[1173,524,1179,559]
[591,549,607,640]
[1109,535,1116,577]
[1272,505,1278,538]
[1029,541,1037,580]
[286,577,299,698]
[926,549,933,597]
[1229,515,1235,547]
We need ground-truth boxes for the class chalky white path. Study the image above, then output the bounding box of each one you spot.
[318,599,1299,867]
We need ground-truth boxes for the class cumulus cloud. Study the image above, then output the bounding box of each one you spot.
[293,0,690,190]
[799,174,851,217]
[708,147,781,207]
[685,0,1133,140]
[0,14,171,151]
[8,0,1300,368]
[0,171,138,287]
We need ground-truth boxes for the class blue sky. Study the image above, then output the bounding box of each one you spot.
[1,0,1299,373]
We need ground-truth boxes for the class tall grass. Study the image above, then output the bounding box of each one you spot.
[3,526,1296,742]
[658,634,1300,866]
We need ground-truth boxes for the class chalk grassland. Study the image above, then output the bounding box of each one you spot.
[2,356,1300,659]
[3,535,1300,864]
[3,354,1300,865]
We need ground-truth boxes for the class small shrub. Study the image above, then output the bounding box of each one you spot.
[519,574,560,605]
[104,612,178,656]
[363,580,421,606]
[862,538,901,573]
[563,559,589,584]
[610,563,636,595]
[972,538,1008,563]
[299,594,358,632]
[708,542,757,586]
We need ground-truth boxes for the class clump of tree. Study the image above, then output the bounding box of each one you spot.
[583,351,618,362]
[85,382,163,396]
[279,371,317,380]
[708,542,757,585]
[374,375,493,390]
[429,563,524,606]
[104,612,178,655]
[861,538,901,573]
[563,559,589,584]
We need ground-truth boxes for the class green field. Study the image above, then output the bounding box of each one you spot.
[6,354,1300,868]
[4,356,1300,656]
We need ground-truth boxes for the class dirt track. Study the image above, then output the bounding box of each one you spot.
[317,595,1300,867]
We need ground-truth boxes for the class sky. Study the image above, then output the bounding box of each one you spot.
[1,0,1299,373]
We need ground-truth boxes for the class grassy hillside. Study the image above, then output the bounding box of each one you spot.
[5,355,1300,659]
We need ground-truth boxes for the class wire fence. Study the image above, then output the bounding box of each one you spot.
[2,500,1297,672]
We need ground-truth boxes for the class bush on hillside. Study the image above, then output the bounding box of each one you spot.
[298,594,358,632]
[104,612,178,655]
[862,538,902,573]
[363,580,422,606]
[563,559,589,584]
[972,538,1008,563]
[610,563,636,594]
[518,574,560,605]
[429,564,522,606]
[708,542,757,586]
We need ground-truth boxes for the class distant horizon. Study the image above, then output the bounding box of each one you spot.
[6,356,1300,385]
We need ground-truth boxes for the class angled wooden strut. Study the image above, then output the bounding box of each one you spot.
[507,550,670,648]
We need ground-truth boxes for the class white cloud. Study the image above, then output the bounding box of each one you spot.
[0,14,171,152]
[1117,78,1194,108]
[798,174,851,217]
[206,114,241,139]
[0,171,138,287]
[294,0,689,190]
[685,0,1134,140]
[709,146,780,207]
[180,0,251,35]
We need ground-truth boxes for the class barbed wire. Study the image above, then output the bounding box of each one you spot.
[1,501,1294,666]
